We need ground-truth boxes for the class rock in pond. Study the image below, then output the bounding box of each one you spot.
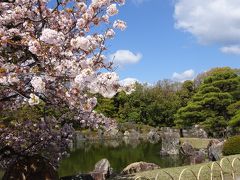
[180,142,195,156]
[92,158,112,179]
[121,162,160,175]
[160,130,180,155]
[147,129,160,142]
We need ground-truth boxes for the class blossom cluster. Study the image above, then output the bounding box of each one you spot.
[0,117,74,168]
[0,0,132,168]
[0,0,129,111]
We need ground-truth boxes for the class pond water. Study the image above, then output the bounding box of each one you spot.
[58,139,190,177]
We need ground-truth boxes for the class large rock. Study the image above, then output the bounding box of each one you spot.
[207,139,224,161]
[147,129,160,143]
[121,162,160,175]
[192,125,208,138]
[3,155,59,180]
[123,129,140,140]
[160,129,180,155]
[92,158,112,179]
[103,128,120,139]
[180,142,195,156]
[190,150,206,164]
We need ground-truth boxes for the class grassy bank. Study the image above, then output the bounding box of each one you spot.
[116,154,240,180]
[180,137,212,149]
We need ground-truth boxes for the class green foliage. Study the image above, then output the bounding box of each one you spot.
[95,95,117,117]
[93,67,240,136]
[227,101,240,115]
[96,81,185,127]
[223,136,240,156]
[4,67,240,137]
[175,67,240,136]
[201,116,228,137]
[229,110,240,127]
[228,101,240,128]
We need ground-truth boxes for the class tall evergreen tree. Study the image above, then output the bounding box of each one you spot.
[175,67,240,137]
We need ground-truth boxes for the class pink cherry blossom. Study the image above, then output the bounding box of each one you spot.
[107,4,118,16]
[0,0,130,169]
[113,19,127,31]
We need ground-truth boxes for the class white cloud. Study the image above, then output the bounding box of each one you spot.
[109,50,142,66]
[172,69,195,82]
[220,45,240,55]
[174,0,240,54]
[120,78,138,86]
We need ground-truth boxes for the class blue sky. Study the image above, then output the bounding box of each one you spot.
[48,0,240,84]
[107,0,240,84]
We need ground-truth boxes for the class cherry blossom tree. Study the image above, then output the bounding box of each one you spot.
[0,0,131,169]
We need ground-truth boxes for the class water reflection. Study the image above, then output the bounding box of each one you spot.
[58,139,189,177]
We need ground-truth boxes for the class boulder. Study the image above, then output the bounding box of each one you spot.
[92,158,112,179]
[180,142,195,156]
[103,128,120,139]
[147,129,160,142]
[192,125,208,138]
[207,139,221,149]
[190,150,206,164]
[121,162,160,175]
[160,130,180,155]
[3,155,58,180]
[207,140,224,161]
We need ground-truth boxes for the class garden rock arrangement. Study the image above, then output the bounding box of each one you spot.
[207,139,224,161]
[121,161,160,175]
[74,126,211,144]
[60,159,161,180]
[180,142,206,164]
[60,159,112,180]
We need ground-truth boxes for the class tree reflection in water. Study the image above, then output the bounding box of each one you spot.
[58,140,189,177]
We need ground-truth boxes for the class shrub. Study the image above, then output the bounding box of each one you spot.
[223,135,240,156]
